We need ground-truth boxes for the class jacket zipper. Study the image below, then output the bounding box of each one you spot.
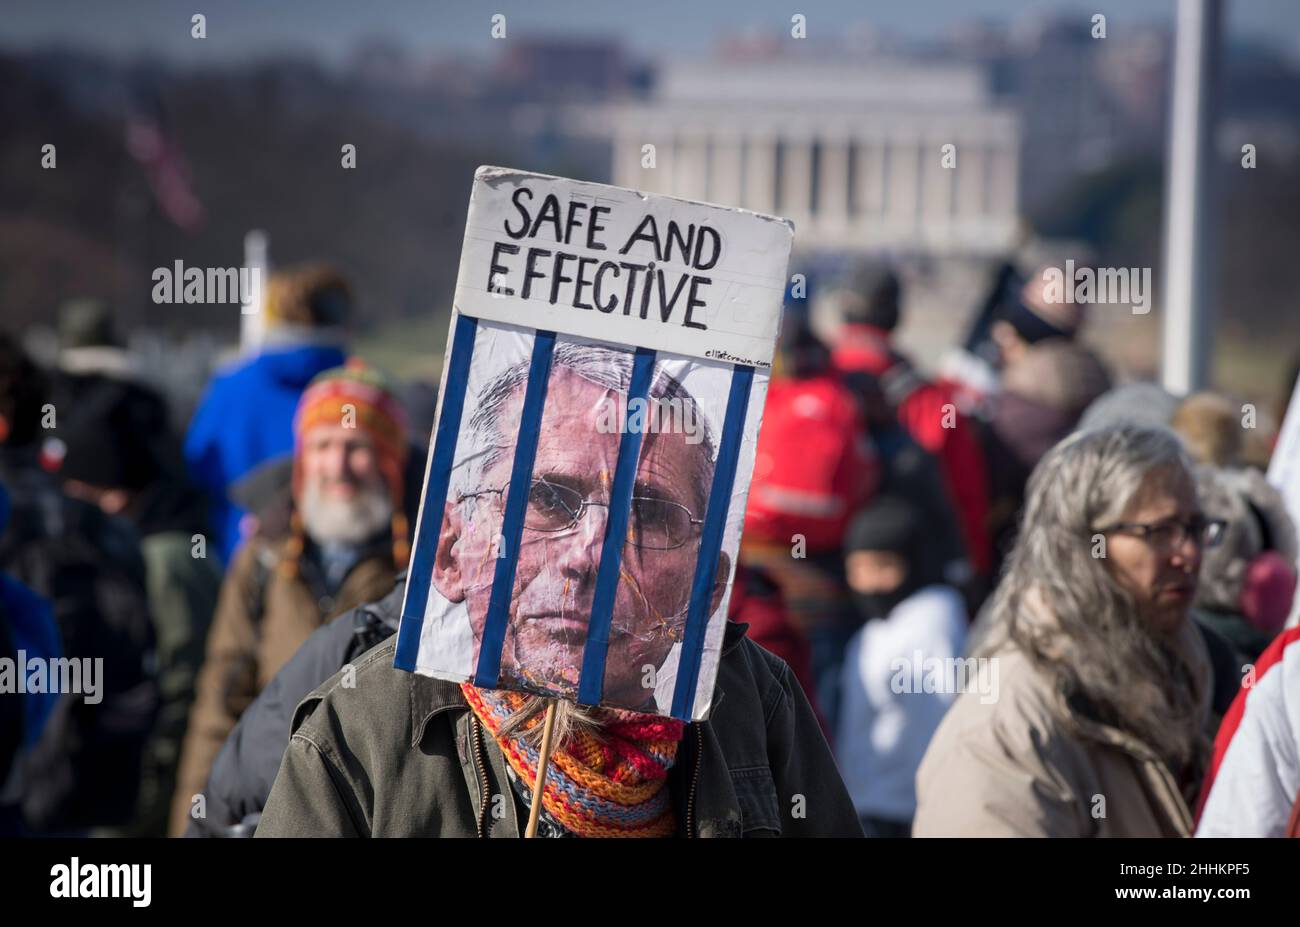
[686,724,702,838]
[470,716,490,838]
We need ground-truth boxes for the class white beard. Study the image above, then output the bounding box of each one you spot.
[300,480,394,545]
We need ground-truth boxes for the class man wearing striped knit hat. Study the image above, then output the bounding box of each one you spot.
[170,362,408,835]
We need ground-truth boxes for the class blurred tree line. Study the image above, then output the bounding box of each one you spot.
[0,51,510,338]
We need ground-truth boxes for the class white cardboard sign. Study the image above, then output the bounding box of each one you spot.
[455,166,792,368]
[394,167,794,720]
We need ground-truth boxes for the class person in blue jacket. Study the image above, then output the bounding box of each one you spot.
[184,263,352,564]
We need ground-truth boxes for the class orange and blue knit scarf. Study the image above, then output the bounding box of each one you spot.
[460,684,685,838]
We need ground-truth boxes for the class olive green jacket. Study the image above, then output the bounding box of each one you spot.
[256,621,862,837]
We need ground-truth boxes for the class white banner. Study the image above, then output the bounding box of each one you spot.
[454,166,793,368]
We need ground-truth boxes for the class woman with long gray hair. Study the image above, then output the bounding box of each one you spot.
[913,425,1222,836]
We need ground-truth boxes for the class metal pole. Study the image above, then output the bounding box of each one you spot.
[1160,0,1221,394]
[240,229,268,353]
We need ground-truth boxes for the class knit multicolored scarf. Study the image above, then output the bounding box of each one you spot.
[460,684,685,838]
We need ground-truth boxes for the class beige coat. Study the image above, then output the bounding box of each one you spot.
[913,606,1212,837]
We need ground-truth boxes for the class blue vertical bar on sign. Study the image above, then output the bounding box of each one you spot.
[394,313,479,671]
[473,330,557,688]
[576,347,657,706]
[670,364,754,720]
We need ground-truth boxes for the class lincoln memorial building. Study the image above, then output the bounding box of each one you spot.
[569,56,1021,258]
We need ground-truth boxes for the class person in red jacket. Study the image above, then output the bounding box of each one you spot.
[831,267,993,580]
[748,321,878,552]
[742,316,878,732]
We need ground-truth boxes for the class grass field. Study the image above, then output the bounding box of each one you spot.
[352,312,452,385]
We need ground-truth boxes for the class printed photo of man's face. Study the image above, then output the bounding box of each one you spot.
[430,344,729,709]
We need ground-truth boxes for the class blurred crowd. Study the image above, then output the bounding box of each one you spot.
[0,264,424,836]
[0,257,1297,838]
[741,263,1299,837]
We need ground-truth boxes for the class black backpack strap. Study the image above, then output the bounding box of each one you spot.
[348,573,407,659]
[879,358,926,409]
[244,546,276,635]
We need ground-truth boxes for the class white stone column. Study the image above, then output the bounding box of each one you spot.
[955,142,986,218]
[988,143,1019,220]
[855,139,886,217]
[744,134,777,214]
[710,132,744,208]
[613,130,644,191]
[632,129,669,195]
[1006,144,1021,218]
[887,137,922,235]
[926,139,955,216]
[818,139,851,231]
[781,138,814,223]
[670,133,709,202]
[921,137,956,248]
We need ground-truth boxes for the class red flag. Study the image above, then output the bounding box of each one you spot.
[125,114,205,230]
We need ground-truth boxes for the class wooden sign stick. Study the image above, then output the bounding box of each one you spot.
[524,699,559,838]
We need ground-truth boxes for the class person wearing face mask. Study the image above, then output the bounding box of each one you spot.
[833,495,968,837]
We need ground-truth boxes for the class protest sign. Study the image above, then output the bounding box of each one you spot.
[394,166,793,720]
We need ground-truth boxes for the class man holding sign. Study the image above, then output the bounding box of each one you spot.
[257,168,859,837]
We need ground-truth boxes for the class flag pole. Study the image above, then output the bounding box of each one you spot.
[240,229,269,353]
[525,700,559,838]
[1160,0,1222,393]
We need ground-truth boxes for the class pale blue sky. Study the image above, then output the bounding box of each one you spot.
[3,0,1297,65]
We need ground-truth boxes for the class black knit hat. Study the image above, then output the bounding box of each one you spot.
[843,266,901,331]
[57,386,159,490]
[845,494,922,557]
[844,493,946,615]
[776,312,830,378]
